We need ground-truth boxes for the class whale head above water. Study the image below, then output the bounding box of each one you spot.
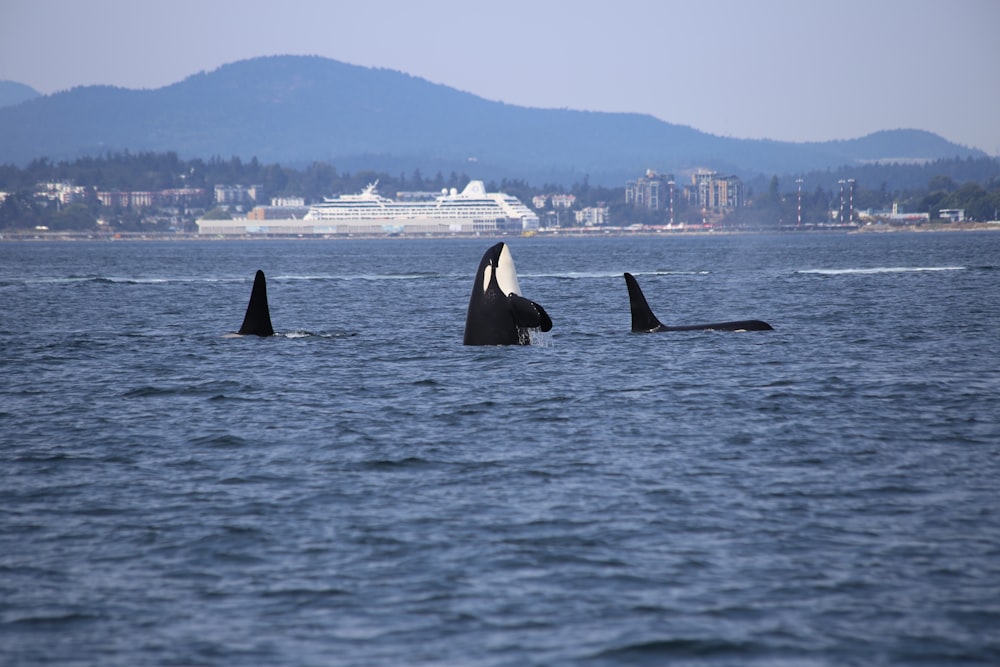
[624,272,773,332]
[463,242,552,345]
[237,269,275,337]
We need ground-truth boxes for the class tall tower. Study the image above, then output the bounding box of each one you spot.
[796,178,803,227]
[838,180,846,223]
[668,179,675,225]
[848,179,856,223]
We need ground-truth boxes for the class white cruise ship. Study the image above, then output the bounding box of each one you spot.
[197,180,540,236]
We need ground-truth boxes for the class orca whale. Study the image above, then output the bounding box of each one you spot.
[463,242,553,345]
[624,272,773,332]
[237,270,275,336]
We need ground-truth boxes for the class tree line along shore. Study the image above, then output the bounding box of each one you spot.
[2,152,999,234]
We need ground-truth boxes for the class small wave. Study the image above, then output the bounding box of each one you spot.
[260,587,350,604]
[359,457,435,471]
[651,269,712,276]
[67,275,117,284]
[269,274,338,281]
[122,385,179,398]
[12,452,71,463]
[59,275,177,285]
[189,433,248,448]
[278,330,358,339]
[345,272,441,281]
[26,275,249,285]
[521,270,708,279]
[798,266,964,275]
[522,271,622,279]
[6,612,100,627]
[123,380,246,398]
[590,637,762,661]
[259,272,443,282]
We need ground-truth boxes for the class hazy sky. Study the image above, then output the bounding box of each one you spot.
[2,0,998,154]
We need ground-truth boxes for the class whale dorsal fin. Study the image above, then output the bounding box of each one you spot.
[238,270,274,337]
[623,273,664,332]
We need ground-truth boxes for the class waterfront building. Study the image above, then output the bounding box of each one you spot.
[271,196,305,207]
[690,169,744,211]
[575,206,610,226]
[37,182,88,205]
[214,184,262,205]
[95,188,205,209]
[626,170,671,211]
[551,194,576,209]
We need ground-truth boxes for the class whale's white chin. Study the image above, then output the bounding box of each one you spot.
[494,243,521,296]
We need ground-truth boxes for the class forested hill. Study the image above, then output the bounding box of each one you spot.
[0,55,986,185]
[0,81,39,108]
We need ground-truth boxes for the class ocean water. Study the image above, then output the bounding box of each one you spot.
[1,232,999,666]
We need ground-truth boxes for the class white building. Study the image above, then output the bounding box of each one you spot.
[575,206,609,226]
[214,184,262,205]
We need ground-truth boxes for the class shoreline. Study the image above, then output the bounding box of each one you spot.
[1,222,997,242]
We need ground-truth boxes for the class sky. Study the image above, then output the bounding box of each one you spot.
[2,0,998,155]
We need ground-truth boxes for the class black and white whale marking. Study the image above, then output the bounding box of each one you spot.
[237,270,275,337]
[463,242,552,345]
[624,272,773,332]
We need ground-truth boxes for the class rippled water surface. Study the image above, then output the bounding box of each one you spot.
[2,232,999,666]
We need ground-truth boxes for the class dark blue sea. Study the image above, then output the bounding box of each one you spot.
[2,232,999,666]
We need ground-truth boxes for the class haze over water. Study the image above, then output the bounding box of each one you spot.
[2,232,999,665]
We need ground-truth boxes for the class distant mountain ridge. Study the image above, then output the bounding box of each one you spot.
[0,55,985,185]
[0,81,40,108]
